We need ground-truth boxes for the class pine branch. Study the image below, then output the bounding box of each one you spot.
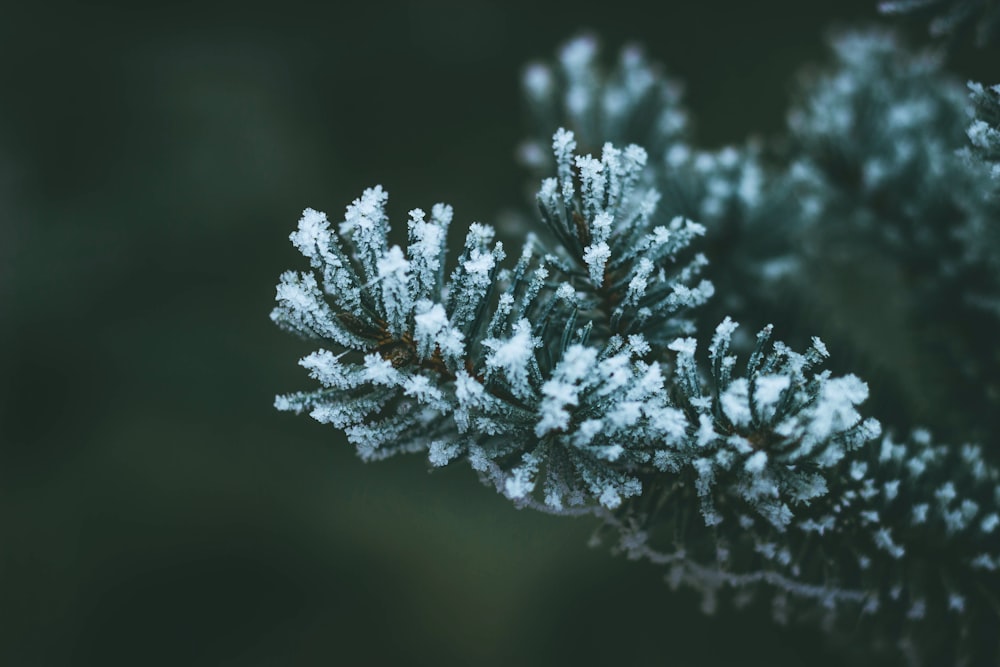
[272,28,1000,667]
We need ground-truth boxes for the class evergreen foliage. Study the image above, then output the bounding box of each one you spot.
[273,21,1000,667]
[968,79,1000,177]
[879,0,1000,46]
[780,31,1000,440]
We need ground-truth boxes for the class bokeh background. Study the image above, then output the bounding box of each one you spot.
[1,1,993,665]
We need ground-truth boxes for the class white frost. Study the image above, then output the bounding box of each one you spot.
[484,319,539,399]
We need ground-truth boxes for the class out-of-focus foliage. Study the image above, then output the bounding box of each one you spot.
[879,0,1000,46]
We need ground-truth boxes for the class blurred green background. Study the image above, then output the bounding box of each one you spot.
[0,1,985,665]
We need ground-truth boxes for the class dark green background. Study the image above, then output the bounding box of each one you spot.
[0,2,989,665]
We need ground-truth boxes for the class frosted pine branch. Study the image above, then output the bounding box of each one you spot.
[273,29,1000,667]
[601,328,1000,665]
[273,134,717,507]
